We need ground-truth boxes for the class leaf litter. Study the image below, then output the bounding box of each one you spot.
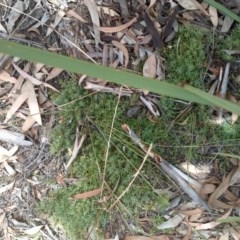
[1,0,240,239]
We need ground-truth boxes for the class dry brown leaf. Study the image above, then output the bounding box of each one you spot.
[23,80,42,125]
[24,225,43,235]
[13,63,59,92]
[195,209,232,230]
[46,67,63,81]
[0,212,6,225]
[148,0,157,9]
[209,5,218,27]
[7,0,25,33]
[112,40,129,68]
[180,208,203,217]
[229,227,240,240]
[70,188,102,200]
[97,6,119,17]
[219,229,229,240]
[56,173,66,187]
[224,189,238,202]
[0,70,17,83]
[3,161,16,176]
[140,96,160,117]
[84,0,100,46]
[67,9,88,23]
[176,0,209,15]
[4,92,28,123]
[0,181,15,195]
[209,166,240,207]
[99,17,137,33]
[157,214,184,230]
[10,62,31,98]
[21,115,36,132]
[143,54,157,78]
[183,226,192,240]
[156,56,165,80]
[46,9,65,36]
[0,23,7,33]
[0,146,18,158]
[221,14,235,33]
[200,183,216,195]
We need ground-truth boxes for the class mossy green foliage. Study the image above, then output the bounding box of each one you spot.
[39,25,240,239]
[162,25,206,88]
[216,24,240,60]
[39,79,169,239]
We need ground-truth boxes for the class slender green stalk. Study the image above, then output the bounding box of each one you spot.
[0,39,240,113]
[204,0,240,23]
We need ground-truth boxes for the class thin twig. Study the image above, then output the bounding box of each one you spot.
[66,128,86,169]
[108,144,152,211]
[100,86,123,198]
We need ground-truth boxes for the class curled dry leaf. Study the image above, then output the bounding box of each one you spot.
[67,9,88,23]
[3,161,16,176]
[99,17,137,33]
[70,188,102,200]
[140,96,160,117]
[112,40,129,68]
[195,209,232,230]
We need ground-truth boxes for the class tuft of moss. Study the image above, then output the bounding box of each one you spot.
[39,79,169,239]
[216,24,240,60]
[162,25,206,89]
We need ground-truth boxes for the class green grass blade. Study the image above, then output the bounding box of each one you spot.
[204,0,240,23]
[213,152,240,160]
[184,85,240,114]
[1,39,240,114]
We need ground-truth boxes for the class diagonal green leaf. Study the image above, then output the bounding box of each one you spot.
[0,39,240,114]
[184,85,240,114]
[213,152,240,160]
[204,0,240,23]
